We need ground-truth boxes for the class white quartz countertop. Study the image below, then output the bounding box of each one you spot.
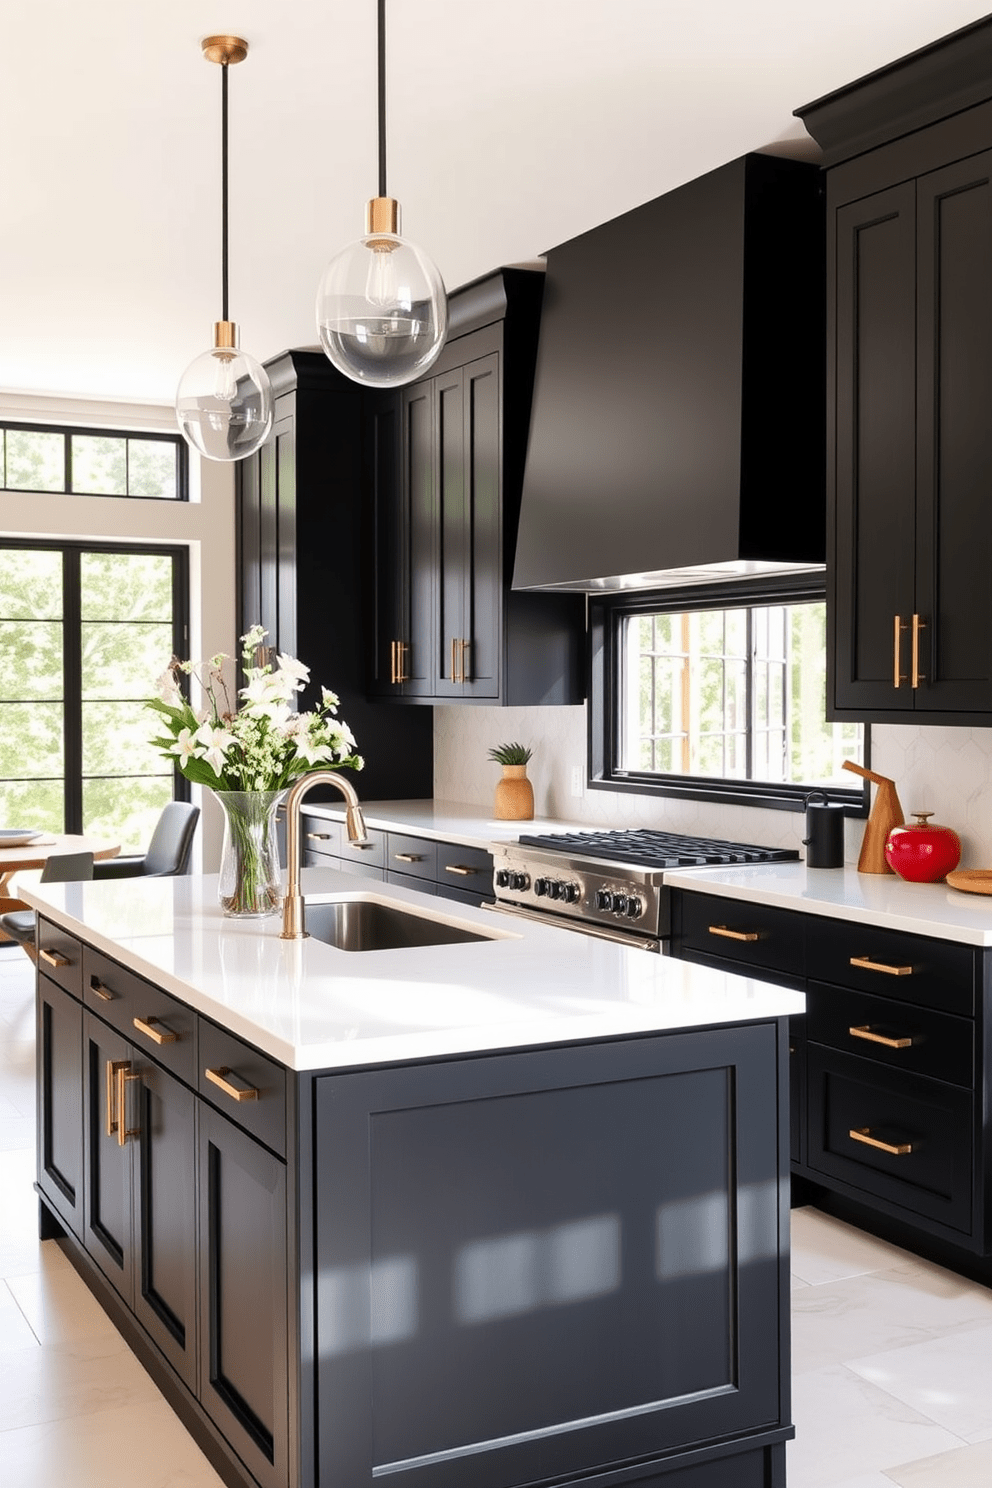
[22,870,804,1072]
[664,861,992,946]
[299,798,588,850]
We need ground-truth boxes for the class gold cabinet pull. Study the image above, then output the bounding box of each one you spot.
[393,852,422,863]
[307,831,334,841]
[849,1024,913,1049]
[708,925,759,942]
[117,1064,141,1148]
[39,948,70,969]
[444,864,476,877]
[893,614,908,688]
[911,614,926,689]
[450,638,458,682]
[396,641,409,684]
[390,639,398,685]
[849,1126,913,1156]
[850,955,912,977]
[132,1015,179,1046]
[106,1059,129,1137]
[205,1066,259,1103]
[458,638,469,684]
[89,975,115,1002]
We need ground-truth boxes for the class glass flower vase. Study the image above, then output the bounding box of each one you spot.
[214,790,284,918]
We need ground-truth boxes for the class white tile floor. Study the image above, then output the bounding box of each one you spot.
[2,940,992,1487]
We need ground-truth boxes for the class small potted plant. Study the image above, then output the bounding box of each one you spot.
[488,741,534,821]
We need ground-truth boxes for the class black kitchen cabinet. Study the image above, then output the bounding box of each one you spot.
[36,973,83,1237]
[369,269,585,706]
[799,21,992,722]
[301,813,494,904]
[237,350,433,799]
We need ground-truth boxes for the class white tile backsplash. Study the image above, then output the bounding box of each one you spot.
[434,707,992,866]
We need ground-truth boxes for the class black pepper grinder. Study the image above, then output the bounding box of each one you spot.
[803,790,845,869]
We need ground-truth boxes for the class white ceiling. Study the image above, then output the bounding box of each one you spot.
[2,0,989,407]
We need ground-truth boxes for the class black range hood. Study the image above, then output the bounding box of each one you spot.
[513,153,826,593]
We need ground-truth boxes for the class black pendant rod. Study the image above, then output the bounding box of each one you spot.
[221,59,230,321]
[377,0,387,198]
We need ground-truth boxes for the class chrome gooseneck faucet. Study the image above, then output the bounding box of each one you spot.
[280,772,368,939]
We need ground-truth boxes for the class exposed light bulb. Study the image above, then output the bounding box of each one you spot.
[212,349,237,404]
[176,324,273,463]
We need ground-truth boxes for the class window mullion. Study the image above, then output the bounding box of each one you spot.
[62,548,82,833]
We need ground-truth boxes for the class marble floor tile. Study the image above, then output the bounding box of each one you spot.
[6,1246,124,1346]
[0,1332,157,1433]
[847,1323,992,1443]
[884,1437,992,1487]
[791,1206,918,1285]
[0,1394,227,1488]
[787,1363,963,1488]
[0,1279,40,1351]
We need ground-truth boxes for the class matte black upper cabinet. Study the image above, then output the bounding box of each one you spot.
[799,18,992,722]
[237,351,433,797]
[368,269,585,705]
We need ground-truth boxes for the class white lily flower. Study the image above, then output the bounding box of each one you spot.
[276,654,310,690]
[294,736,333,767]
[168,727,199,763]
[320,687,340,710]
[194,722,235,775]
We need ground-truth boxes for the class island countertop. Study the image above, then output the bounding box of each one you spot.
[21,868,805,1072]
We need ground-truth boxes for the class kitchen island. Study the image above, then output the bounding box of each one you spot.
[24,868,803,1488]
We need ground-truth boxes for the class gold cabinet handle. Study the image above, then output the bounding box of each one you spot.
[89,975,115,1002]
[450,638,458,683]
[893,614,908,688]
[911,613,926,689]
[393,852,422,863]
[39,948,70,969]
[444,864,476,877]
[349,841,376,852]
[849,1024,913,1049]
[850,955,912,977]
[397,641,409,684]
[132,1015,179,1046]
[106,1059,129,1137]
[390,639,398,685]
[307,831,334,841]
[458,638,469,684]
[708,925,759,942]
[849,1126,913,1156]
[205,1066,259,1103]
[117,1064,141,1148]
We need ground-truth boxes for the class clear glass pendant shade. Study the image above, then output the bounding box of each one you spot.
[316,230,447,387]
[176,345,273,462]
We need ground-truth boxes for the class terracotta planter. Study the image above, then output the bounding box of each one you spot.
[493,764,534,821]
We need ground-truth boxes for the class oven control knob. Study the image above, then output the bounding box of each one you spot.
[534,877,550,897]
[510,871,530,892]
[495,868,511,888]
[548,880,564,900]
[612,892,629,915]
[562,881,581,904]
[626,896,643,918]
[596,890,614,911]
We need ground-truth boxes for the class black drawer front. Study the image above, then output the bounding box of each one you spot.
[198,1020,287,1158]
[436,842,493,895]
[83,947,196,1086]
[301,814,341,857]
[678,944,806,994]
[386,832,437,882]
[807,916,974,1015]
[337,825,386,871]
[387,870,438,896]
[36,919,83,997]
[434,882,490,910]
[807,1045,973,1236]
[678,893,805,979]
[807,981,973,1088]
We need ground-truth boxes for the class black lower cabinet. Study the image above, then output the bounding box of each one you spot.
[36,974,83,1237]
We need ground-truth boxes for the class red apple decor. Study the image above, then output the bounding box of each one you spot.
[884,812,962,882]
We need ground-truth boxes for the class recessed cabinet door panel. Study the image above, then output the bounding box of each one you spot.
[274,413,298,660]
[198,1102,288,1488]
[403,383,435,696]
[370,395,405,695]
[464,353,501,698]
[436,368,467,698]
[916,151,992,711]
[833,184,917,713]
[133,1061,197,1391]
[37,974,83,1237]
[83,1013,133,1303]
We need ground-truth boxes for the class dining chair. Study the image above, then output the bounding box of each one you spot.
[92,801,200,879]
[0,850,95,960]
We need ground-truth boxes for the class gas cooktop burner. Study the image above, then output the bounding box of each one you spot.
[516,828,800,870]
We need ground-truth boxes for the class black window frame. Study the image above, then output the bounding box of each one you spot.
[0,536,191,833]
[0,420,188,501]
[588,572,869,816]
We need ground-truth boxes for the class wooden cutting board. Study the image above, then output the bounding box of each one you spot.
[946,870,992,896]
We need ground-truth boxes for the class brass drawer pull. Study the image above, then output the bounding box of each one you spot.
[307,831,334,841]
[133,1015,179,1046]
[117,1064,141,1148]
[396,641,409,684]
[106,1059,128,1137]
[445,864,476,877]
[911,613,926,689]
[849,1126,913,1156]
[90,976,115,1002]
[393,852,422,863]
[850,955,912,977]
[390,639,398,685]
[205,1066,259,1103]
[39,948,70,969]
[893,614,908,688]
[349,841,376,851]
[708,925,759,942]
[849,1024,913,1050]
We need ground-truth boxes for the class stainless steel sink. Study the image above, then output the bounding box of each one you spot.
[304,898,492,952]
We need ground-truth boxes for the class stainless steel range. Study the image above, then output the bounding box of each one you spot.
[488,828,799,951]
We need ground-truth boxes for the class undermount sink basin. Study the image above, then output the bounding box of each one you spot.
[304,897,493,953]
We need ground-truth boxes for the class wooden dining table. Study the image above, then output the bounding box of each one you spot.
[0,833,121,928]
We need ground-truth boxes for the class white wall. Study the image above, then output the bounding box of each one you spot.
[0,392,236,866]
[434,704,992,867]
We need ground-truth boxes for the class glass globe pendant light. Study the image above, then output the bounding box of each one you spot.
[316,0,447,387]
[176,36,273,462]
